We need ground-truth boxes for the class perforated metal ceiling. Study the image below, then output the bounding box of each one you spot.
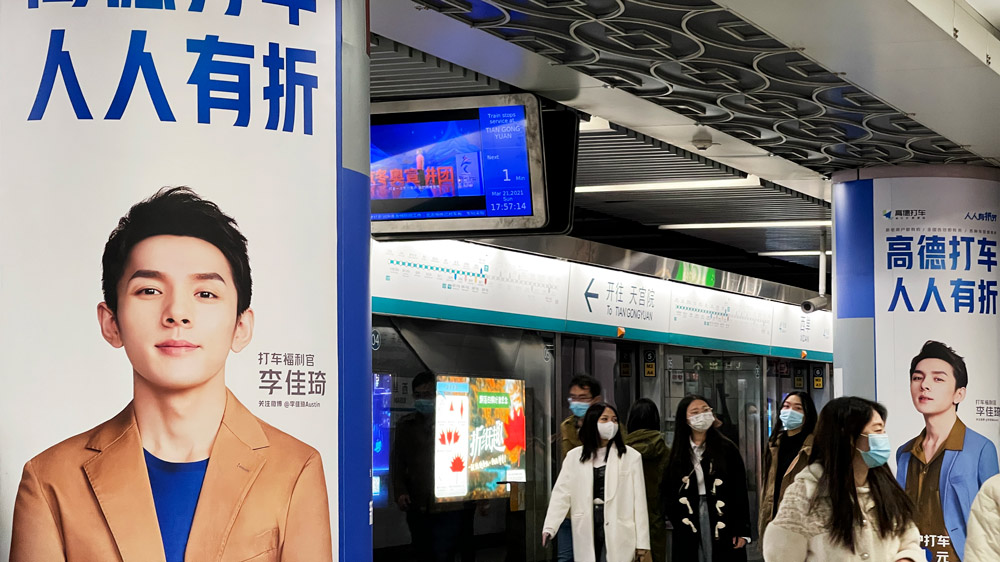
[408,0,995,177]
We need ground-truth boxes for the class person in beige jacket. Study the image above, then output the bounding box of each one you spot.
[965,473,1000,561]
[10,188,332,561]
[763,397,922,562]
[758,392,817,539]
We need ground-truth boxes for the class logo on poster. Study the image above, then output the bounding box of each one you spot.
[882,209,928,220]
[966,211,998,222]
[469,420,506,458]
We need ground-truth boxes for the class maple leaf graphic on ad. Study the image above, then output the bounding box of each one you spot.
[450,456,465,472]
[504,408,526,454]
[439,430,461,445]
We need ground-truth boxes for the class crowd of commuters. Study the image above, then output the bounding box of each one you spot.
[391,340,1000,561]
[542,342,1000,562]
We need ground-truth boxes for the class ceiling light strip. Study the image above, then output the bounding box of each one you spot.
[659,220,832,230]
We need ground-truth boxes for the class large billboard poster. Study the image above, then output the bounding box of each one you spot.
[434,376,526,502]
[0,5,342,560]
[871,176,1000,562]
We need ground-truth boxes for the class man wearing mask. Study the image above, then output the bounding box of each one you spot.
[553,375,604,562]
[392,371,440,561]
[560,375,604,461]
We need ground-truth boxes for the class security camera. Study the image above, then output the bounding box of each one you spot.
[692,138,713,151]
[801,296,829,314]
[692,129,715,151]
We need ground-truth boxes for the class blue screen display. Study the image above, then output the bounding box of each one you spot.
[372,373,392,507]
[370,106,534,221]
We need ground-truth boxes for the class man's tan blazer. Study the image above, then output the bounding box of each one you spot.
[10,389,333,562]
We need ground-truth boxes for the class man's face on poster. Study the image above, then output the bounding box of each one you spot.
[98,235,253,392]
[910,357,965,416]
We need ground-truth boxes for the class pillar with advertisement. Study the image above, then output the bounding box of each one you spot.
[0,3,371,561]
[834,165,1000,562]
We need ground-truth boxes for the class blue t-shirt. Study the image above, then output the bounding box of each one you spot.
[144,449,210,562]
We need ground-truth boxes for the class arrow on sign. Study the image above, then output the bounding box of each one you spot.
[584,278,599,312]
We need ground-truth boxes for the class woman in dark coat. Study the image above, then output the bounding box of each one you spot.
[663,395,750,562]
[624,398,670,562]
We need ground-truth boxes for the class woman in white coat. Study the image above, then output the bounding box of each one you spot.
[542,402,651,562]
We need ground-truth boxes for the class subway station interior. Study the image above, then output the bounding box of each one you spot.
[366,1,1000,561]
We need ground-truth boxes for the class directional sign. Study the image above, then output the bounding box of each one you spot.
[566,263,671,335]
[584,278,599,313]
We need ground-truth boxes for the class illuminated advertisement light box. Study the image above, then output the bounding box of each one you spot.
[372,373,392,508]
[434,376,526,502]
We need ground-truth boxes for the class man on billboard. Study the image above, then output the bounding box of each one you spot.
[9,188,333,562]
[896,340,1000,562]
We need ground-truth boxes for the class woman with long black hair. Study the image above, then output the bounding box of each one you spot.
[762,396,922,561]
[624,398,670,562]
[758,392,818,539]
[542,402,650,562]
[664,395,750,562]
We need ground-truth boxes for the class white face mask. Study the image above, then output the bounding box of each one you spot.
[598,421,618,440]
[688,412,715,432]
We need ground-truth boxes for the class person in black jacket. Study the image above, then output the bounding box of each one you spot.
[664,395,750,562]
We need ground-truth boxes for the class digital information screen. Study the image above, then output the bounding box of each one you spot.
[372,372,392,507]
[371,106,534,221]
[433,376,526,502]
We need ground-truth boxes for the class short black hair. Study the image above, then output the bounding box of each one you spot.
[626,397,661,433]
[569,374,601,398]
[412,371,435,390]
[910,340,968,390]
[101,187,252,317]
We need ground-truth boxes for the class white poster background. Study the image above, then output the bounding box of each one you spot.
[873,177,1000,471]
[0,6,338,554]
